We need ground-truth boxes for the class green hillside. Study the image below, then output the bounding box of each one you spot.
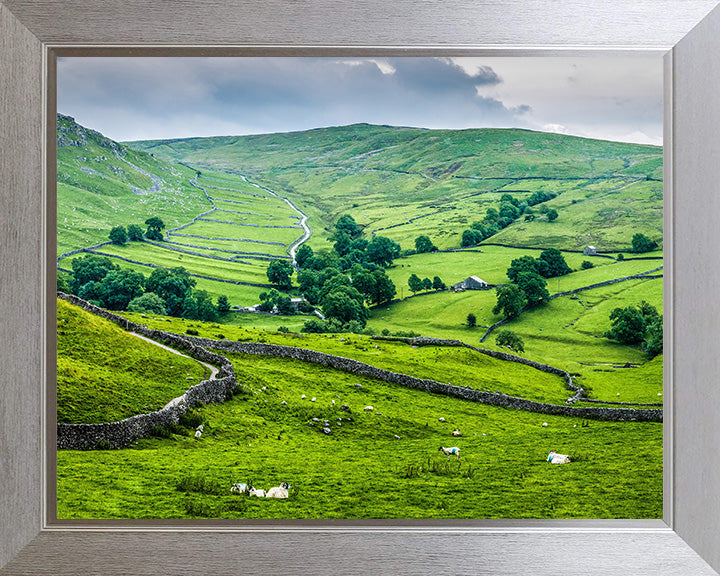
[128,124,663,251]
[57,298,207,424]
[57,114,211,256]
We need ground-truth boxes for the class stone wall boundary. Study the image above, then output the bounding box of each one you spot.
[56,293,238,450]
[185,335,661,423]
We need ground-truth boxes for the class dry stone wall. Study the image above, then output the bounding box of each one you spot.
[56,293,237,450]
[184,335,661,423]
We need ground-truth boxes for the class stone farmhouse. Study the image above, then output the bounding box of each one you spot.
[583,245,597,256]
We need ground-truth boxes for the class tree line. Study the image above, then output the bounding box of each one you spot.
[58,254,230,320]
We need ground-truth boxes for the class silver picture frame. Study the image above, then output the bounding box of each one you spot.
[2,1,720,574]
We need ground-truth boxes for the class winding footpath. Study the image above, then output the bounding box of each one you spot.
[129,331,219,381]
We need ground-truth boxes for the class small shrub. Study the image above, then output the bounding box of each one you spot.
[277,326,290,333]
[581,260,594,270]
[466,313,477,328]
[150,425,173,439]
[215,333,226,339]
[381,328,391,336]
[94,439,112,450]
[179,410,204,429]
[186,328,199,336]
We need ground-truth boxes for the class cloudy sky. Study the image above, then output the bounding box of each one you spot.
[57,56,663,145]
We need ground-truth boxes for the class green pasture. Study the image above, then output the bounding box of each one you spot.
[57,350,662,519]
[178,220,300,246]
[165,235,289,258]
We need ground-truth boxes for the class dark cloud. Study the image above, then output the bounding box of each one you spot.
[57,57,523,140]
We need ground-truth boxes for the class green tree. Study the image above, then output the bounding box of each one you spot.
[144,217,165,241]
[604,305,647,345]
[276,295,295,315]
[335,214,362,239]
[181,294,199,319]
[127,224,145,241]
[581,260,594,270]
[546,208,559,222]
[217,295,230,314]
[466,313,477,328]
[127,292,166,314]
[408,273,423,294]
[631,233,658,253]
[366,236,401,267]
[507,256,548,282]
[414,235,437,254]
[321,286,366,327]
[70,254,118,293]
[493,284,525,319]
[96,269,146,310]
[295,244,314,268]
[495,329,525,352]
[432,276,445,290]
[538,248,572,278]
[109,225,128,245]
[194,292,218,321]
[461,229,482,247]
[422,277,432,291]
[643,316,663,358]
[266,259,294,288]
[57,273,72,294]
[515,271,549,307]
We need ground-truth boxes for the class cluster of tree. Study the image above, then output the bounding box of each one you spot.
[108,217,166,245]
[60,253,229,321]
[288,215,399,331]
[493,249,572,319]
[604,300,663,357]
[631,233,659,253]
[408,274,446,294]
[257,289,312,315]
[460,193,559,248]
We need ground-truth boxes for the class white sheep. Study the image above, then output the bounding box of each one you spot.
[541,422,548,427]
[249,486,266,497]
[194,429,202,439]
[266,482,290,499]
[452,429,462,437]
[547,451,571,464]
[364,405,374,411]
[230,483,248,494]
[439,446,460,461]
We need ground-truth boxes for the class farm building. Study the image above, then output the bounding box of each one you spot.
[451,275,489,291]
[583,245,597,256]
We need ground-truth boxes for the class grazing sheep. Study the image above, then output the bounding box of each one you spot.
[230,483,248,494]
[194,430,202,439]
[249,486,266,497]
[266,482,290,499]
[452,430,462,437]
[301,394,306,399]
[541,422,548,427]
[438,417,446,422]
[439,446,460,461]
[196,424,204,432]
[547,451,571,464]
[364,406,374,411]
[311,397,316,402]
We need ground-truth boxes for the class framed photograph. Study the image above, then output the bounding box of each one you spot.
[52,53,667,525]
[2,1,720,574]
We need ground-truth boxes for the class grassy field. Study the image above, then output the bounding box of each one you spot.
[57,350,661,519]
[57,299,207,424]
